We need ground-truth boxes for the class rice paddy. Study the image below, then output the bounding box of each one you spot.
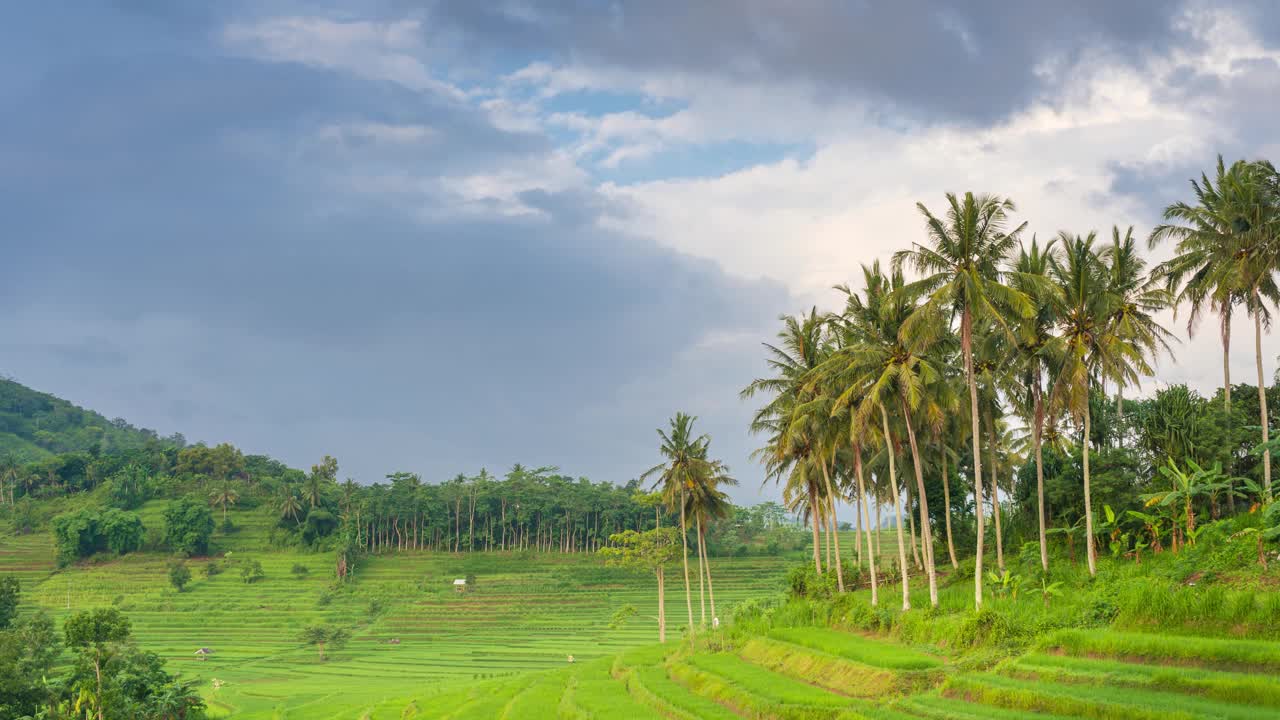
[6,506,1280,719]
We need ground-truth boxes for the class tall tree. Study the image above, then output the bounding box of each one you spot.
[895,192,1029,608]
[1151,157,1279,497]
[1008,236,1061,572]
[1046,231,1158,576]
[642,413,713,633]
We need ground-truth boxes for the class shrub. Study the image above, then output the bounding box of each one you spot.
[163,498,214,557]
[168,562,191,592]
[291,563,310,578]
[204,561,222,578]
[239,559,264,584]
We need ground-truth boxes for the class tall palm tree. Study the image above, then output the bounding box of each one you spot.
[686,457,735,626]
[1102,226,1175,422]
[1008,236,1061,572]
[743,310,831,576]
[209,480,239,524]
[1151,157,1280,498]
[823,262,943,607]
[895,192,1029,608]
[642,412,713,632]
[278,488,303,525]
[1047,231,1148,576]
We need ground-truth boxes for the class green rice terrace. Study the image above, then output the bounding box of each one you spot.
[0,505,804,718]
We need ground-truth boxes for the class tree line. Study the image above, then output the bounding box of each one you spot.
[735,156,1280,610]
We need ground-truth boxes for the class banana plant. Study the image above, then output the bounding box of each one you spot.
[1126,510,1165,554]
[1144,459,1231,549]
[1047,516,1087,564]
[985,568,1023,601]
[1039,577,1064,607]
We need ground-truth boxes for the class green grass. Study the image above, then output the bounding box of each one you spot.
[944,673,1280,720]
[626,663,741,720]
[1044,628,1280,672]
[738,635,918,697]
[896,693,1080,720]
[1006,652,1280,707]
[685,652,854,708]
[769,626,943,670]
[559,659,665,719]
[0,503,798,719]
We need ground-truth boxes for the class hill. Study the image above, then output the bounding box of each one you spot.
[0,376,183,462]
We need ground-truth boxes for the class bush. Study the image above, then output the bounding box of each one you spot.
[168,562,191,592]
[204,561,222,578]
[51,508,144,565]
[291,563,310,578]
[163,498,214,557]
[239,559,264,584]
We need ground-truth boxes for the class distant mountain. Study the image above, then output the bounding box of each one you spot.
[0,377,183,462]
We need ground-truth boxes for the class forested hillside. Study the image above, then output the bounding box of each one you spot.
[0,377,184,461]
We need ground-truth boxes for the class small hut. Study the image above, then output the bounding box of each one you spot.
[453,578,468,593]
[194,648,214,661]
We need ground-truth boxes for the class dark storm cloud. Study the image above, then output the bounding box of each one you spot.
[430,0,1191,124]
[0,5,788,489]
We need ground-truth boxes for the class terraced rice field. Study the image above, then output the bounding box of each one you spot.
[383,624,1280,720]
[0,503,797,718]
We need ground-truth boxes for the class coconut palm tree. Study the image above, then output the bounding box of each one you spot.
[1101,226,1175,422]
[895,192,1030,608]
[686,457,735,625]
[1151,157,1280,498]
[1047,231,1143,576]
[641,412,713,633]
[278,488,303,525]
[823,262,944,607]
[742,310,831,576]
[209,480,239,524]
[1008,235,1061,572]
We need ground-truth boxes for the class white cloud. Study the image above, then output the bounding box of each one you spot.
[221,16,466,100]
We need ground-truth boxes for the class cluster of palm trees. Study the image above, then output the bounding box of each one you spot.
[740,156,1280,610]
[642,412,737,632]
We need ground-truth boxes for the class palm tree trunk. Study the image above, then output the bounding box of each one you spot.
[986,412,1005,572]
[656,567,666,643]
[1083,392,1097,577]
[825,503,833,570]
[819,456,846,592]
[809,492,823,575]
[901,398,938,607]
[881,407,910,611]
[679,495,694,631]
[855,445,878,606]
[963,310,985,608]
[1255,298,1272,499]
[941,446,958,569]
[696,513,706,627]
[1034,381,1049,573]
[854,490,864,569]
[1223,308,1237,514]
[701,523,718,625]
[904,478,923,570]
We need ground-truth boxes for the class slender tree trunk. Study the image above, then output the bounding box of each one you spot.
[696,513,706,627]
[1034,381,1049,573]
[901,398,938,607]
[855,445,878,606]
[963,310,985,608]
[1224,310,1237,513]
[809,491,823,575]
[1255,298,1272,499]
[680,494,694,632]
[854,490,864,569]
[94,653,104,720]
[941,446,958,569]
[1083,392,1097,577]
[881,407,910,611]
[819,455,846,592]
[656,568,666,643]
[875,500,883,558]
[701,522,718,625]
[901,474,921,568]
[988,420,1005,572]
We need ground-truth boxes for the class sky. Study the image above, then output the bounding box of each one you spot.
[4,1,1280,505]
